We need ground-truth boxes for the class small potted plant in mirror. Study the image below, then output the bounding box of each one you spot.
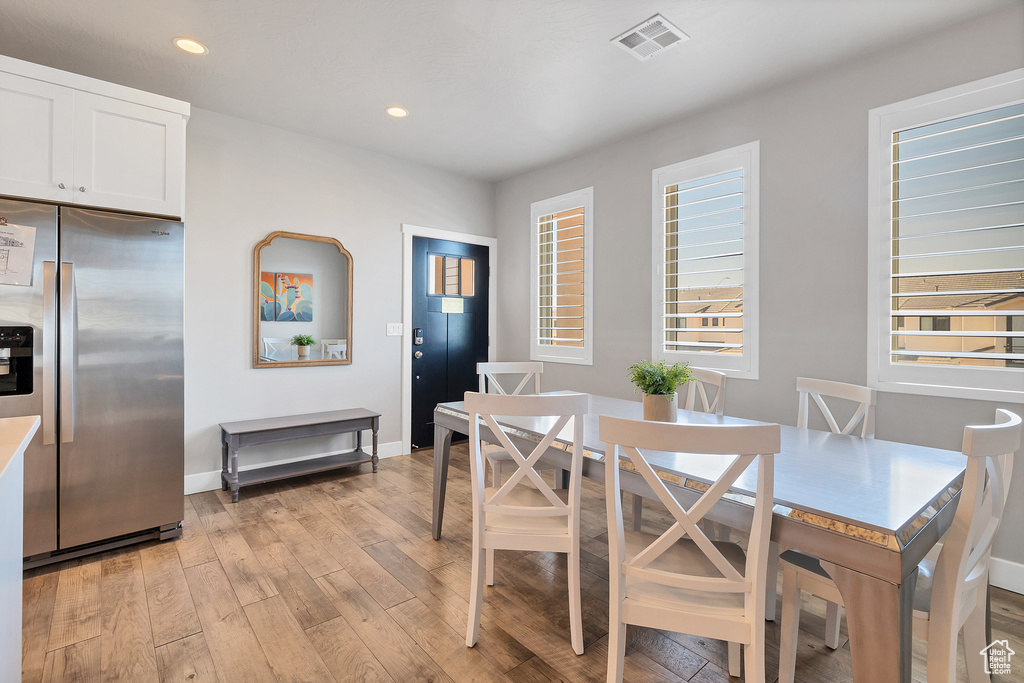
[627,359,693,422]
[291,334,316,358]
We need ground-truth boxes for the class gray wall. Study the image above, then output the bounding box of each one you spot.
[183,108,494,490]
[493,6,1024,571]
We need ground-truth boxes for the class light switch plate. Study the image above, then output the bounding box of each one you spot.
[386,323,403,336]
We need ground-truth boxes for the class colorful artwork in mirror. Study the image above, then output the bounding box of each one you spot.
[275,272,313,322]
[259,272,276,321]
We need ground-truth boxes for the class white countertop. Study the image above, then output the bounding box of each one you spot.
[0,415,40,479]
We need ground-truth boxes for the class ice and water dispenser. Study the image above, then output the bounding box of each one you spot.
[0,326,33,396]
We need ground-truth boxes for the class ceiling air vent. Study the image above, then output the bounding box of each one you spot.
[612,14,689,61]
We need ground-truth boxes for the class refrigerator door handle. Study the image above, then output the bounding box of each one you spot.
[59,262,75,444]
[42,261,57,445]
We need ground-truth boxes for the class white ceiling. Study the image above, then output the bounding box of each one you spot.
[0,0,1017,181]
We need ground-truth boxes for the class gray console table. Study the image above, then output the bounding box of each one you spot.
[219,408,379,502]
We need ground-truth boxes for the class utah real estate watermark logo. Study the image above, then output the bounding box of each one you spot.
[981,640,1015,675]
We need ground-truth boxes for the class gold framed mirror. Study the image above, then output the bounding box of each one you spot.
[253,231,353,368]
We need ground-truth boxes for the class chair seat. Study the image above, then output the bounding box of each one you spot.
[482,442,518,462]
[483,443,556,485]
[483,442,553,465]
[484,487,570,535]
[778,549,831,578]
[623,530,748,616]
[780,548,942,617]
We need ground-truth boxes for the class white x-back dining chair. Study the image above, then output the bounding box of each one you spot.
[477,362,549,486]
[796,376,876,438]
[771,378,878,625]
[685,367,728,416]
[320,338,347,359]
[465,390,589,655]
[261,337,290,356]
[631,367,729,532]
[778,409,1020,683]
[602,415,780,682]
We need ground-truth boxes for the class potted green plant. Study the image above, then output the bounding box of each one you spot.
[627,359,693,422]
[291,334,316,358]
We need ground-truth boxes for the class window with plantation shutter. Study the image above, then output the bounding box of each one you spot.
[652,143,760,378]
[531,187,593,365]
[869,69,1024,401]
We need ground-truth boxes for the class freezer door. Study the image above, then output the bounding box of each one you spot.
[58,207,183,548]
[0,198,58,556]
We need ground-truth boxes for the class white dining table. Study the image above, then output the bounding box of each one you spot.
[429,393,968,683]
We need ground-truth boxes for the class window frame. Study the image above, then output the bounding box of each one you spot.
[867,68,1024,402]
[651,142,760,379]
[530,187,594,365]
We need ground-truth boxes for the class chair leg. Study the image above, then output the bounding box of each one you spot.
[607,615,626,683]
[824,601,842,650]
[568,549,583,655]
[491,458,502,488]
[962,587,989,683]
[486,548,495,586]
[631,493,643,532]
[925,608,960,683]
[746,632,766,683]
[466,542,486,647]
[764,541,779,621]
[778,564,802,683]
[728,641,741,677]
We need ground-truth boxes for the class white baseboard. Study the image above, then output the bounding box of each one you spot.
[184,440,405,495]
[991,556,1024,595]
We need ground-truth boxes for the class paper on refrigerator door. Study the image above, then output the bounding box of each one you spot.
[0,222,36,286]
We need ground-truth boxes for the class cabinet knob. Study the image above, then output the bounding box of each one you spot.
[58,183,66,189]
[78,186,86,192]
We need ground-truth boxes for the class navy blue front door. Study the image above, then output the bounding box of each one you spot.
[411,237,489,448]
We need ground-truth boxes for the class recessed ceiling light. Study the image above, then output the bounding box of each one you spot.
[174,37,208,55]
[386,106,409,118]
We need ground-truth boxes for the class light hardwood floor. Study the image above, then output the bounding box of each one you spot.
[22,443,1024,682]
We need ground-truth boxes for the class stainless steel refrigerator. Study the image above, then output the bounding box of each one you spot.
[0,197,183,566]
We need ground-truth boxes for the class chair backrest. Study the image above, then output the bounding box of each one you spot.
[930,409,1021,624]
[262,337,291,355]
[465,391,588,523]
[477,361,543,396]
[601,415,780,619]
[321,338,347,359]
[683,367,727,416]
[796,377,876,438]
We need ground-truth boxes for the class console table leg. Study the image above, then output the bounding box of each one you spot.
[220,439,229,491]
[230,446,240,503]
[371,424,379,472]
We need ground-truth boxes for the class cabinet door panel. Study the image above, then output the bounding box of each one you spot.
[73,93,185,218]
[0,72,74,202]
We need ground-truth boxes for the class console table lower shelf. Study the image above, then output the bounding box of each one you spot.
[219,408,380,502]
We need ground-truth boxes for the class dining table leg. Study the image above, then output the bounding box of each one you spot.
[431,422,454,540]
[820,560,917,683]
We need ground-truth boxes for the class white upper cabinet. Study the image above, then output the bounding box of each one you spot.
[0,72,75,203]
[72,93,185,217]
[0,56,189,218]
